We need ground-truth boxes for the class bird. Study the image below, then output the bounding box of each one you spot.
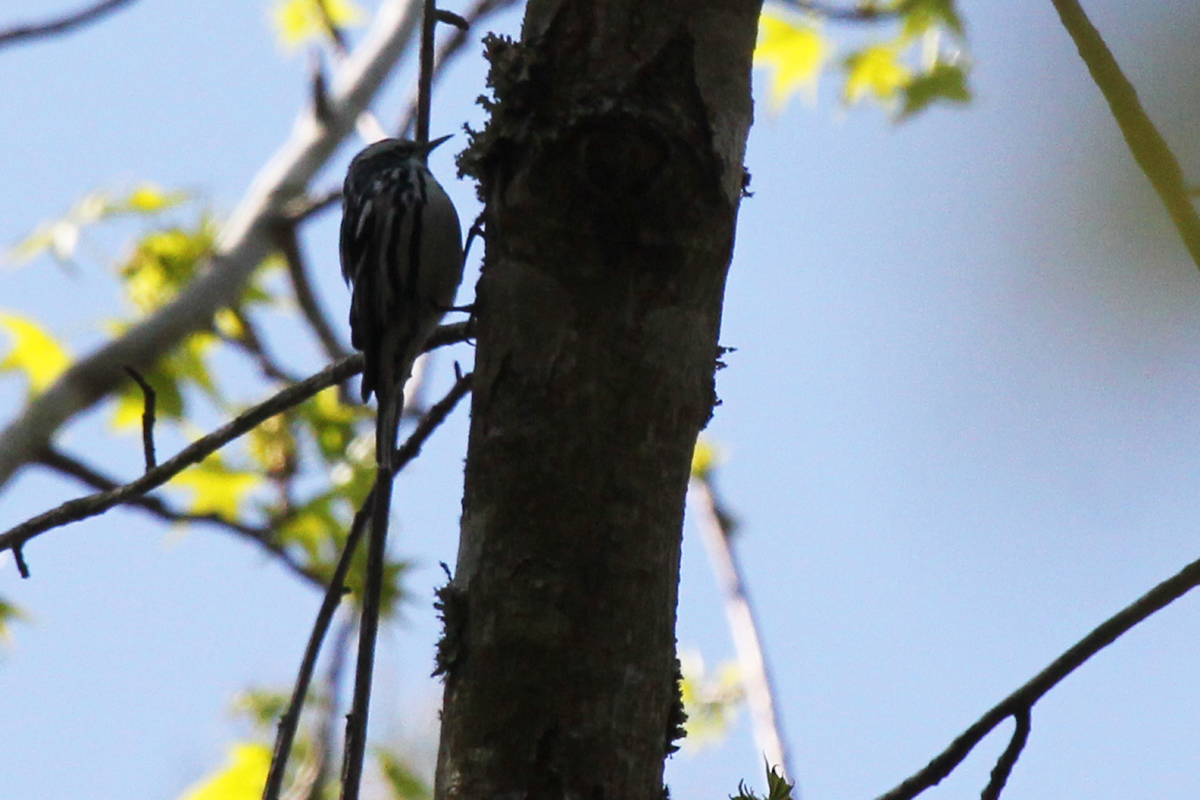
[339,135,463,470]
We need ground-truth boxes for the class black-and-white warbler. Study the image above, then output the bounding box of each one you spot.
[340,135,463,469]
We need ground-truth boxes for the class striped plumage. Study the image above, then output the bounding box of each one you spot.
[340,136,463,468]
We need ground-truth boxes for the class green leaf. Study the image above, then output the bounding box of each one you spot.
[0,597,27,646]
[169,454,263,522]
[679,650,745,747]
[119,223,216,313]
[247,413,297,476]
[231,688,291,729]
[754,10,830,111]
[121,183,189,214]
[0,312,71,395]
[276,492,344,563]
[177,743,271,800]
[844,44,912,106]
[109,331,219,430]
[730,765,796,800]
[377,749,432,800]
[299,386,369,462]
[900,62,971,119]
[901,0,964,37]
[272,0,365,49]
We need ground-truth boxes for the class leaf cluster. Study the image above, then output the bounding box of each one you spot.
[755,0,971,120]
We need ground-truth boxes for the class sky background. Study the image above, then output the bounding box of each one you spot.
[3,1,1200,799]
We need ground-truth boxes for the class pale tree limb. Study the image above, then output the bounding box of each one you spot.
[0,0,426,490]
[875,549,1200,800]
[0,0,136,49]
[689,476,793,781]
[1049,0,1200,268]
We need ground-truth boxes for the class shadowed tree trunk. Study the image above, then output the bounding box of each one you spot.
[435,1,763,797]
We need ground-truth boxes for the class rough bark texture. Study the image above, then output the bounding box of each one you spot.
[434,1,762,798]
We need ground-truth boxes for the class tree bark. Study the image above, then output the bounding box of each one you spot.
[435,1,762,797]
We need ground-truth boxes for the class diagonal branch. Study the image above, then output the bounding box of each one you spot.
[0,0,136,49]
[266,371,473,800]
[690,475,792,780]
[1049,0,1200,268]
[0,355,363,576]
[273,220,351,364]
[37,446,321,587]
[1,321,471,575]
[0,0,427,490]
[980,708,1030,800]
[875,548,1200,800]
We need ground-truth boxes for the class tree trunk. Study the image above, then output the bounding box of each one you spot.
[435,1,762,797]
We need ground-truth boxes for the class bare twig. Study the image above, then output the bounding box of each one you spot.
[0,320,474,572]
[1050,0,1200,268]
[397,0,521,138]
[263,372,471,800]
[340,454,395,800]
[689,476,792,780]
[122,366,157,470]
[1,355,362,569]
[0,0,427,489]
[0,0,136,49]
[264,499,371,800]
[36,445,321,586]
[285,189,344,224]
[981,708,1030,800]
[314,0,351,57]
[339,369,473,800]
[414,0,438,145]
[223,309,306,384]
[876,549,1200,800]
[306,619,356,800]
[273,220,351,364]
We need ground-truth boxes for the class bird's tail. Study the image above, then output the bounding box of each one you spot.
[374,335,424,472]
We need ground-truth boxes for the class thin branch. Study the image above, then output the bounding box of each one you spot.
[414,0,438,145]
[689,476,792,780]
[122,366,157,470]
[981,708,1030,800]
[261,372,473,800]
[314,0,351,57]
[397,0,522,138]
[285,189,344,224]
[1,355,362,569]
[1050,0,1200,268]
[273,220,351,364]
[222,308,306,385]
[264,499,371,800]
[306,619,356,800]
[340,454,395,800]
[0,0,136,49]
[339,370,473,800]
[0,317,477,571]
[876,549,1200,800]
[36,446,321,587]
[0,0,427,489]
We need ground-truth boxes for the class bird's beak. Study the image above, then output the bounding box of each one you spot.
[422,134,453,157]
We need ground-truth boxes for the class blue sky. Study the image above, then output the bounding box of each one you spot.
[2,1,1200,799]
